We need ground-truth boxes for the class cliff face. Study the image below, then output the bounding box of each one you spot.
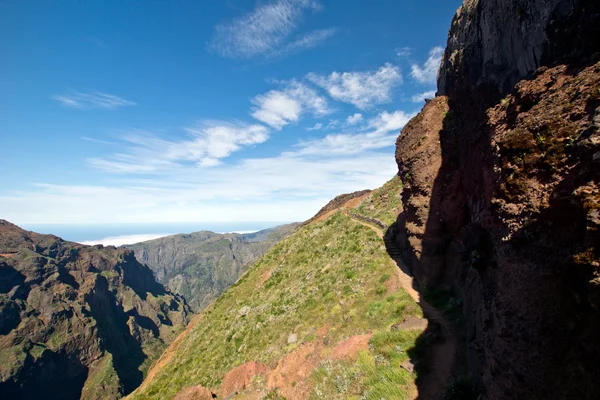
[394,0,600,398]
[438,0,600,99]
[126,224,299,311]
[0,220,190,400]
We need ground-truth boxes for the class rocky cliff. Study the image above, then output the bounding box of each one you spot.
[0,220,190,400]
[393,0,600,398]
[126,224,299,311]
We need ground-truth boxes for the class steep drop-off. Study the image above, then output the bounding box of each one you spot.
[128,177,429,400]
[126,224,299,312]
[0,220,190,400]
[393,0,600,398]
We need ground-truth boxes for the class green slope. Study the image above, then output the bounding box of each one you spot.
[129,177,426,400]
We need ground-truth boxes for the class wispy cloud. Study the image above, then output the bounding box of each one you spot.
[346,113,363,125]
[411,90,437,103]
[289,110,413,157]
[307,63,402,109]
[88,122,269,173]
[251,80,330,129]
[53,91,136,109]
[410,46,443,84]
[396,47,411,57]
[81,136,118,145]
[209,0,335,60]
[1,152,397,224]
[307,123,323,131]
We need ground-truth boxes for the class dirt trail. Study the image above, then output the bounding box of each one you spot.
[347,213,458,400]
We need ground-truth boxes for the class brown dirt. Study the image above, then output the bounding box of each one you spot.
[331,334,372,360]
[221,361,269,398]
[0,253,15,258]
[266,342,321,399]
[173,384,215,400]
[310,191,372,224]
[392,316,428,331]
[258,269,273,286]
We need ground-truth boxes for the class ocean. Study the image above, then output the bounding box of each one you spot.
[19,222,290,246]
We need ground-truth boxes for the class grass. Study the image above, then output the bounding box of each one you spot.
[310,330,423,399]
[80,353,122,399]
[130,211,423,399]
[353,176,403,227]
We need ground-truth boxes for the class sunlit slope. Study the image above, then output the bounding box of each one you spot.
[352,175,403,227]
[130,177,424,399]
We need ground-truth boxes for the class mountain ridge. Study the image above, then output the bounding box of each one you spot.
[126,224,300,311]
[0,219,191,399]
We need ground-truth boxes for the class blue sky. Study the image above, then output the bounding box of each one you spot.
[0,0,460,225]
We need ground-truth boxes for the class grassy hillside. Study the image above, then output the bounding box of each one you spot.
[352,175,403,227]
[129,177,425,400]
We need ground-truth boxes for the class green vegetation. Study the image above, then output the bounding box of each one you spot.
[310,330,423,400]
[130,211,423,399]
[81,353,122,400]
[353,176,403,226]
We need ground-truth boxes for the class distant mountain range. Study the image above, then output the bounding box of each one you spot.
[0,220,191,399]
[126,224,299,311]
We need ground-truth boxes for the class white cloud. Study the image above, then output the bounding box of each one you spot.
[326,119,340,129]
[396,47,411,57]
[411,90,437,103]
[307,123,323,131]
[53,91,136,109]
[80,233,172,246]
[367,110,413,134]
[88,122,269,173]
[209,0,335,59]
[1,152,397,224]
[307,63,402,109]
[411,46,443,84]
[346,113,363,125]
[280,28,338,55]
[251,81,330,129]
[290,110,413,157]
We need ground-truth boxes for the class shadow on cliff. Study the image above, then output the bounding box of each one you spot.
[85,276,151,395]
[390,55,600,398]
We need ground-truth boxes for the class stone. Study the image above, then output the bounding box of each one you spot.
[287,333,297,344]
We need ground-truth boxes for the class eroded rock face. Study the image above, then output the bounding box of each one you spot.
[394,0,600,398]
[438,0,600,99]
[0,220,190,399]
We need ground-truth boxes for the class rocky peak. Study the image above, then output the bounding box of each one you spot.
[437,0,600,100]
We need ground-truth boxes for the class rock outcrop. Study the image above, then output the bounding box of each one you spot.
[0,220,190,400]
[438,0,600,100]
[126,224,299,311]
[393,0,600,398]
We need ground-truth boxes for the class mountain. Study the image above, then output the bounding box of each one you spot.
[0,220,191,400]
[126,224,299,311]
[391,0,600,398]
[126,176,433,399]
[129,0,600,399]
